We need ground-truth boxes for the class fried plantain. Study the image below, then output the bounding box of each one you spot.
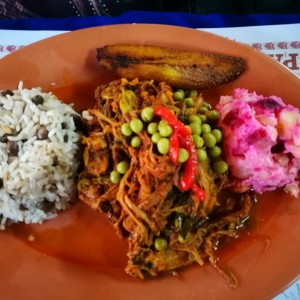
[96,44,247,90]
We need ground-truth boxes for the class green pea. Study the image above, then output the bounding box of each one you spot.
[188,115,201,125]
[207,110,220,122]
[154,237,168,251]
[202,133,217,148]
[202,101,211,109]
[189,89,198,97]
[141,107,154,123]
[147,122,158,135]
[213,160,228,174]
[198,114,207,123]
[110,170,121,184]
[184,97,194,108]
[189,122,201,136]
[192,135,204,149]
[158,119,168,129]
[173,89,185,101]
[157,138,170,155]
[197,149,207,162]
[178,148,189,163]
[201,123,211,134]
[212,129,222,142]
[116,160,129,174]
[151,132,162,144]
[131,136,142,148]
[208,146,222,158]
[159,124,173,137]
[198,106,208,114]
[121,123,132,137]
[130,118,143,134]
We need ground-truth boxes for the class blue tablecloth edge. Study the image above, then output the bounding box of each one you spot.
[0,11,300,30]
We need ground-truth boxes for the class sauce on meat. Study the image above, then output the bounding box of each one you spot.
[9,190,282,272]
[217,191,283,261]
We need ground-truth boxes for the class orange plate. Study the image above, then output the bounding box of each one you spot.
[0,24,300,300]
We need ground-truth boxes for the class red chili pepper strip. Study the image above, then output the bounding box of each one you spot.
[154,105,191,136]
[178,134,198,191]
[169,132,179,164]
[191,184,206,202]
[154,105,202,198]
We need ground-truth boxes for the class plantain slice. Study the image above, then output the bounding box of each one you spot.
[96,44,247,90]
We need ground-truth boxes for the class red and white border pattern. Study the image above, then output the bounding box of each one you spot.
[250,41,300,51]
[0,44,24,54]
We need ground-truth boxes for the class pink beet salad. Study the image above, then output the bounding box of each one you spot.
[216,88,300,197]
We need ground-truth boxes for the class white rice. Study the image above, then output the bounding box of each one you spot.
[0,82,82,229]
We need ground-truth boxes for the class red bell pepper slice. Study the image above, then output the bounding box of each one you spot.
[169,132,179,164]
[178,134,198,191]
[154,105,191,136]
[191,184,206,202]
[154,105,205,201]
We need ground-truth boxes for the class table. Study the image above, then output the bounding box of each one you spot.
[0,11,300,300]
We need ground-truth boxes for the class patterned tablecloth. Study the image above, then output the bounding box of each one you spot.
[0,23,299,300]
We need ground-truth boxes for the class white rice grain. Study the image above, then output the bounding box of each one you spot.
[0,83,82,228]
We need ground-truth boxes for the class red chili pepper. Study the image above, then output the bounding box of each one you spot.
[154,105,191,136]
[178,134,198,191]
[191,184,206,202]
[169,132,179,164]
[154,105,201,196]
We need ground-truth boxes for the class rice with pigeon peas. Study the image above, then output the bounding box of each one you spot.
[0,83,82,229]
